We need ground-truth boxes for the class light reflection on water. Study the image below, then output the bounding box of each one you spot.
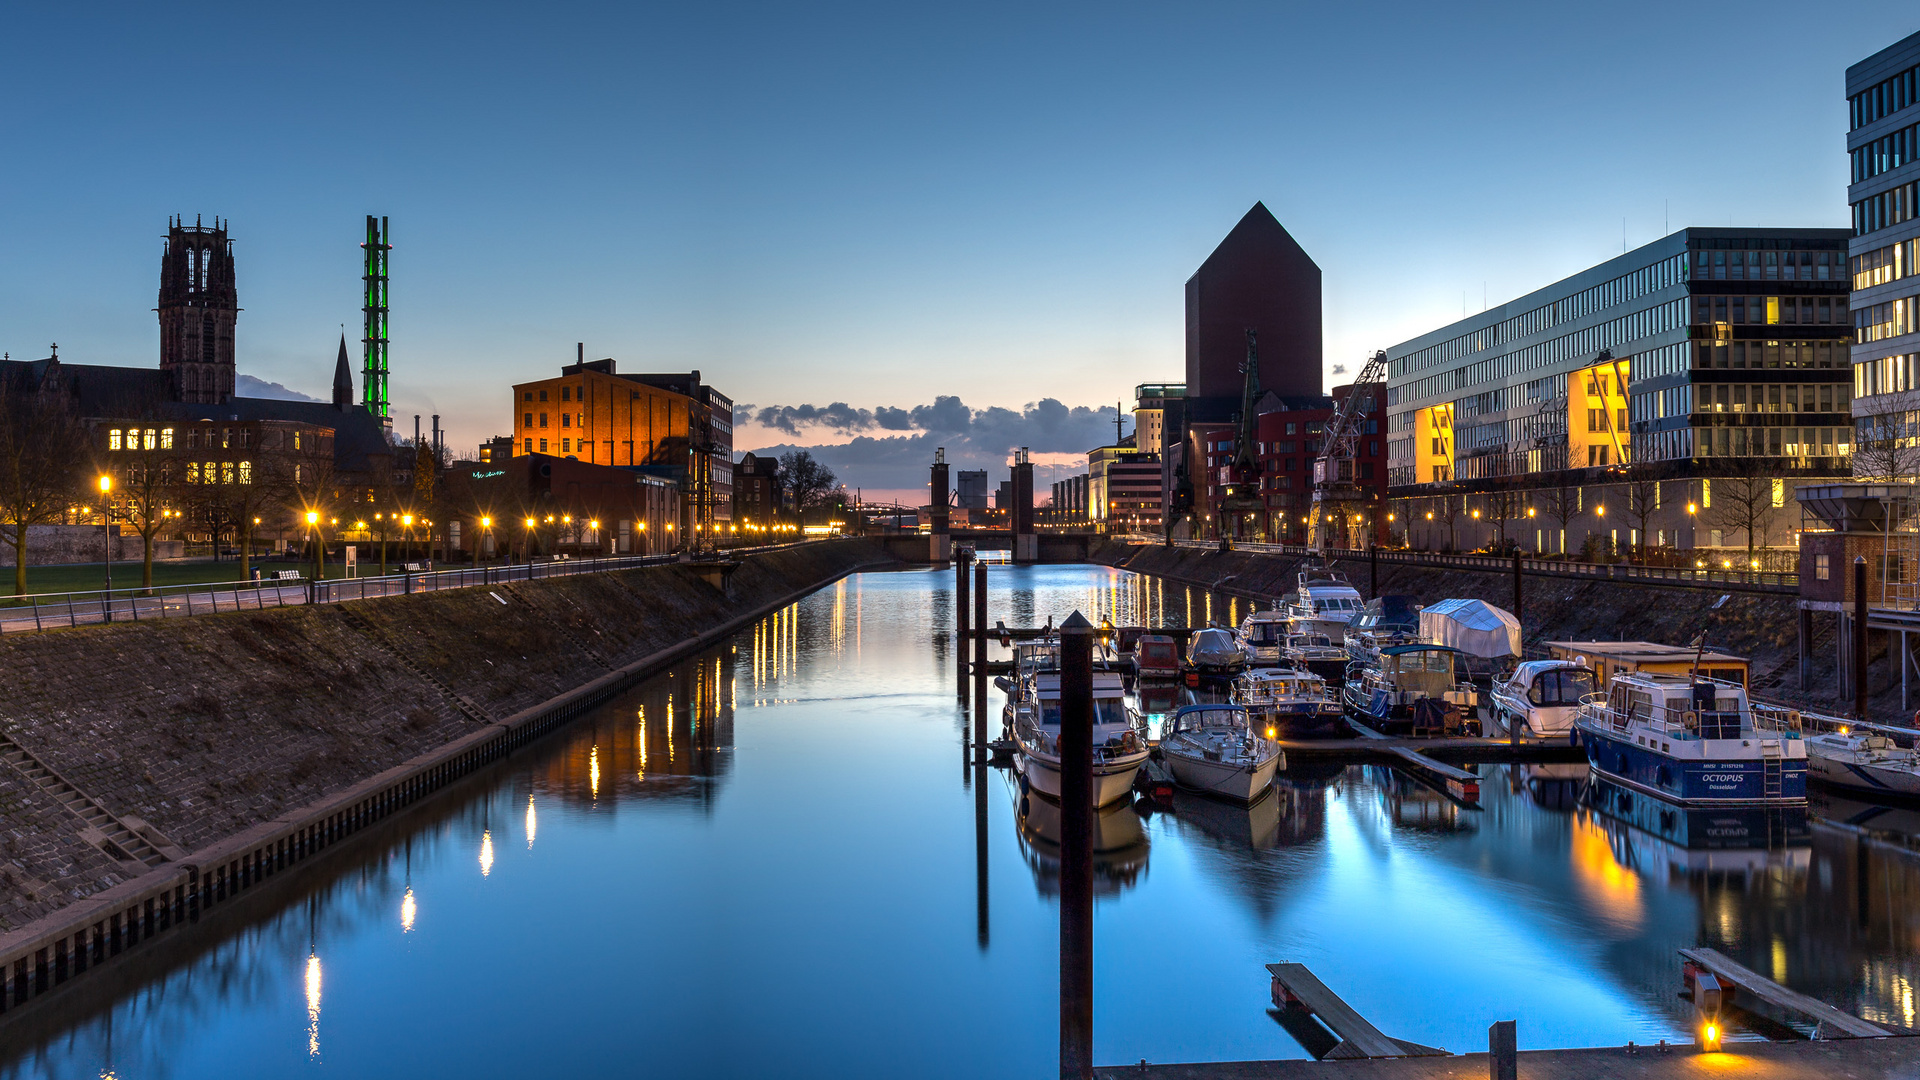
[4,565,1920,1078]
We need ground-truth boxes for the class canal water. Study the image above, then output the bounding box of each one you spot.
[5,565,1919,1077]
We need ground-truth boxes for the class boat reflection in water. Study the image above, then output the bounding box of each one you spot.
[1004,769,1149,897]
[1512,761,1589,811]
[1585,775,1811,875]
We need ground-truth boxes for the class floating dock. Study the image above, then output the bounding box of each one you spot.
[1266,963,1446,1060]
[1094,1038,1920,1080]
[1679,947,1889,1039]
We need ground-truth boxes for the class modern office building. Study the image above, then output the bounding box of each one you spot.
[1848,31,1920,476]
[1385,228,1854,554]
[1086,443,1161,531]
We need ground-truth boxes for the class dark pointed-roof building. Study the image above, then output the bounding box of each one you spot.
[1184,202,1322,402]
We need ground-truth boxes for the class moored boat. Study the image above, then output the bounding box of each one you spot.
[1341,643,1481,737]
[1488,660,1596,740]
[1132,634,1181,680]
[1283,631,1348,687]
[1237,609,1291,666]
[1284,569,1363,644]
[1160,703,1285,803]
[1573,673,1807,807]
[1233,668,1345,738]
[1011,670,1151,808]
[1183,627,1247,685]
[1804,732,1920,797]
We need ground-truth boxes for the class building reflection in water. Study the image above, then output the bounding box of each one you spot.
[531,650,738,808]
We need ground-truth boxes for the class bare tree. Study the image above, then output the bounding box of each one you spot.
[1853,397,1920,482]
[1539,473,1581,557]
[1701,469,1777,570]
[1484,486,1521,550]
[105,412,186,588]
[0,383,86,595]
[1434,494,1465,552]
[778,450,836,519]
[276,426,341,578]
[1622,460,1662,563]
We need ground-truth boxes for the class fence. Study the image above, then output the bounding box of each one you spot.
[0,543,814,635]
[1161,540,1799,594]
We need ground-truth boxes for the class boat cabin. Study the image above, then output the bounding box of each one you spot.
[1030,671,1131,728]
[1544,641,1748,689]
[1589,672,1754,740]
[1165,703,1252,737]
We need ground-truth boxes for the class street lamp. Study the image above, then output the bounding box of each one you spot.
[524,516,537,563]
[480,516,493,566]
[306,510,322,580]
[97,474,113,590]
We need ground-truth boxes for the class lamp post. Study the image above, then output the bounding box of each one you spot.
[401,513,415,563]
[97,474,113,590]
[524,517,537,563]
[480,516,492,566]
[306,510,322,580]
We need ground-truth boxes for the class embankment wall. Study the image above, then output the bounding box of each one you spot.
[1093,541,1868,721]
[0,539,893,938]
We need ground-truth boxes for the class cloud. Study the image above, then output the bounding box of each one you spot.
[236,374,320,402]
[736,394,1124,498]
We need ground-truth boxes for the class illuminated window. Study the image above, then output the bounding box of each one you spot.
[524,438,532,454]
[160,427,173,449]
[540,439,548,453]
[186,462,200,484]
[108,429,122,451]
[221,462,235,485]
[239,461,253,484]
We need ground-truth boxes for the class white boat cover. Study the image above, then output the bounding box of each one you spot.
[1419,598,1521,659]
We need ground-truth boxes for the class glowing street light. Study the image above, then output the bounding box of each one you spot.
[97,474,114,590]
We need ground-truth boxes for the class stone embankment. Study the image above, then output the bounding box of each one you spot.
[1094,541,1874,722]
[0,539,892,941]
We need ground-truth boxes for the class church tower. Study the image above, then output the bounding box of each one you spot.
[158,215,238,404]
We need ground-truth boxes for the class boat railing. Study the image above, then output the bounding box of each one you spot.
[1578,692,1751,740]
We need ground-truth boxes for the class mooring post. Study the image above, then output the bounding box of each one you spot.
[956,546,973,699]
[974,561,988,702]
[1058,611,1095,1080]
[1512,550,1522,626]
[973,652,990,950]
[1856,556,1869,720]
[1488,1020,1516,1080]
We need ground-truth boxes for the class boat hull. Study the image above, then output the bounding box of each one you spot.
[1580,727,1807,806]
[1808,752,1920,797]
[1017,743,1149,808]
[1163,747,1280,803]
[1249,705,1346,739]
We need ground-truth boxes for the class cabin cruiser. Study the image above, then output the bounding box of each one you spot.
[1132,634,1181,680]
[1283,631,1348,687]
[1284,569,1364,644]
[1183,627,1247,684]
[1344,597,1421,667]
[1341,644,1480,737]
[1010,670,1151,808]
[1233,668,1345,738]
[1488,660,1596,740]
[997,639,1062,730]
[1804,731,1920,797]
[1237,610,1291,666]
[1160,703,1285,803]
[1573,673,1807,806]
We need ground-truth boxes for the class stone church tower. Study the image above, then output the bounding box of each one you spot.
[157,215,238,403]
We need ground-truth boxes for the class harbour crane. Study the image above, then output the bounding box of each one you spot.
[1308,350,1387,550]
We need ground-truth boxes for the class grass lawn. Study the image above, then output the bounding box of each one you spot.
[6,556,361,596]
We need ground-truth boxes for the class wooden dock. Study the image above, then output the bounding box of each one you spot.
[1093,1038,1920,1080]
[1272,733,1583,766]
[1384,748,1480,804]
[1266,964,1446,1060]
[1679,948,1889,1039]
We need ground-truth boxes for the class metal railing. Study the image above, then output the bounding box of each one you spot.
[0,541,819,634]
[1156,539,1799,593]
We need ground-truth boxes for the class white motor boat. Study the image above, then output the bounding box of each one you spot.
[1805,732,1920,797]
[1284,569,1364,644]
[1012,670,1151,808]
[1283,631,1348,687]
[1488,660,1597,740]
[1237,610,1291,666]
[1232,668,1345,739]
[1160,703,1285,803]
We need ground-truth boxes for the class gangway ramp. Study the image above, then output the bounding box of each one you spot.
[1265,963,1448,1060]
[1680,947,1890,1039]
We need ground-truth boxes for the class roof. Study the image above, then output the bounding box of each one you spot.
[1543,641,1747,665]
[1382,643,1459,655]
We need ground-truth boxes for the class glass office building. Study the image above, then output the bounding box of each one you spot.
[1384,228,1853,551]
[1848,30,1920,469]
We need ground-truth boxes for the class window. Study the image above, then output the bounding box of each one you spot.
[239,461,253,484]
[186,462,199,484]
[293,431,302,450]
[220,462,234,485]
[160,427,173,449]
[108,429,122,451]
[561,386,571,402]
[539,389,548,402]
[524,392,533,402]
[539,413,548,428]
[539,439,548,453]
[1817,553,1830,580]
[561,412,571,428]
[1771,478,1785,508]
[524,413,533,427]
[186,429,199,450]
[562,438,571,452]
[524,438,533,454]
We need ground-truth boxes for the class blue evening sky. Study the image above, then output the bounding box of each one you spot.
[1,2,1910,497]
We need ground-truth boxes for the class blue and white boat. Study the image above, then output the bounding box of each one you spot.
[1573,673,1806,807]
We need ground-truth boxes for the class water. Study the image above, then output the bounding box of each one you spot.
[6,564,1919,1077]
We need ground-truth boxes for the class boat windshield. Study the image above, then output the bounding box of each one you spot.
[1394,650,1455,674]
[1244,622,1286,645]
[1530,669,1595,706]
[1173,707,1247,733]
[1038,698,1131,728]
[1289,635,1333,649]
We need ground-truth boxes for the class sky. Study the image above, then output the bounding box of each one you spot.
[2,2,1912,503]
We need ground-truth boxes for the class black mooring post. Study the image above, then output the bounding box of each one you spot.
[1058,611,1095,1080]
[1512,551,1523,626]
[1489,1020,1517,1080]
[1856,556,1870,721]
[974,561,989,700]
[956,547,973,699]
[973,678,990,950]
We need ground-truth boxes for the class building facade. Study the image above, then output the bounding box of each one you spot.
[1386,228,1853,555]
[1088,447,1162,532]
[1255,386,1387,545]
[956,469,989,509]
[1132,383,1184,456]
[1848,31,1920,478]
[732,451,785,527]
